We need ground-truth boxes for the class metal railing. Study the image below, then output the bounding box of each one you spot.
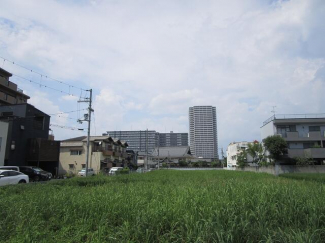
[263,114,325,126]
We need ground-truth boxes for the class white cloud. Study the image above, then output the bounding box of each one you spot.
[0,0,324,152]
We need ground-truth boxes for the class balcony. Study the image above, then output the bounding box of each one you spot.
[114,151,121,157]
[283,131,323,141]
[304,148,325,159]
[288,148,325,159]
[102,150,113,156]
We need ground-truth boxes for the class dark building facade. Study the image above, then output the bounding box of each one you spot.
[0,67,30,105]
[0,104,60,175]
[157,132,188,147]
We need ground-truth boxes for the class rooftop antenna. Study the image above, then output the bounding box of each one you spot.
[271,106,276,116]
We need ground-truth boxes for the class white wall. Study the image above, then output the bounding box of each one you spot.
[0,121,9,166]
[260,121,275,141]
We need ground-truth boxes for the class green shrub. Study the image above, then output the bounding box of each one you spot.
[118,167,130,174]
[178,160,188,167]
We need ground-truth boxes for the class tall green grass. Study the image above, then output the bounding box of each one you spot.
[1,170,325,242]
[280,173,325,183]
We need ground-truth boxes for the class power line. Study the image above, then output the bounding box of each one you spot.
[50,123,86,131]
[0,56,87,91]
[13,74,78,97]
[48,109,87,116]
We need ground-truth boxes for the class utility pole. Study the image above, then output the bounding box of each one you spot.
[221,147,224,168]
[146,129,148,170]
[157,133,160,169]
[78,89,93,177]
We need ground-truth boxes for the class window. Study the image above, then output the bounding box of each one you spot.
[9,171,20,176]
[70,150,82,155]
[33,116,45,130]
[309,126,320,132]
[0,171,10,177]
[69,164,75,169]
[82,164,86,168]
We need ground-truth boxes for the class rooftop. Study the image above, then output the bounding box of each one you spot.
[0,67,12,77]
[151,146,192,158]
[263,114,325,126]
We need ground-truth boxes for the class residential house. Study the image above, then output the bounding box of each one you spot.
[261,114,325,164]
[0,120,9,166]
[0,103,60,175]
[59,136,128,175]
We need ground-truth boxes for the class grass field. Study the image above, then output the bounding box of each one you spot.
[1,170,325,242]
[280,173,325,183]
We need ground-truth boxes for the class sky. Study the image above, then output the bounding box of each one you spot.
[0,0,324,155]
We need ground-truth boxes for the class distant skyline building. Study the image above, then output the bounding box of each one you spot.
[158,132,188,147]
[105,130,188,153]
[106,130,157,153]
[189,106,218,159]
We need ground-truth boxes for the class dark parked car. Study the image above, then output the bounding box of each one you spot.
[18,166,52,182]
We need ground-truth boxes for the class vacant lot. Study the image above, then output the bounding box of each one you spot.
[1,170,325,242]
[280,172,325,183]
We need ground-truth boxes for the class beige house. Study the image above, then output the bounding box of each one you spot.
[59,136,128,175]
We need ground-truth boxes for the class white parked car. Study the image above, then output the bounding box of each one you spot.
[0,170,29,186]
[0,166,20,171]
[109,167,123,176]
[78,168,95,177]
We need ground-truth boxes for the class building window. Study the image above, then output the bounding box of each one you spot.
[82,164,86,168]
[70,150,82,155]
[33,116,45,130]
[69,164,75,169]
[309,126,320,132]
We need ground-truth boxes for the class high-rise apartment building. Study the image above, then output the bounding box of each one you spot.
[189,106,218,159]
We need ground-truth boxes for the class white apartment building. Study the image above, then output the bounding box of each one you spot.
[189,106,218,159]
[227,142,254,168]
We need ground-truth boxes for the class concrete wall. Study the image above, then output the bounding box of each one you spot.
[260,121,275,141]
[0,121,9,166]
[236,165,325,175]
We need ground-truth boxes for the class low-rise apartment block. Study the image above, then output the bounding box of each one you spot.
[0,67,29,105]
[261,114,325,164]
[59,136,129,175]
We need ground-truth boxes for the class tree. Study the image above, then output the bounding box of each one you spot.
[263,135,288,161]
[246,141,265,165]
[211,160,221,167]
[178,159,188,167]
[236,150,247,168]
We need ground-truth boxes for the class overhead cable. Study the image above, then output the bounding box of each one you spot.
[0,56,87,91]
